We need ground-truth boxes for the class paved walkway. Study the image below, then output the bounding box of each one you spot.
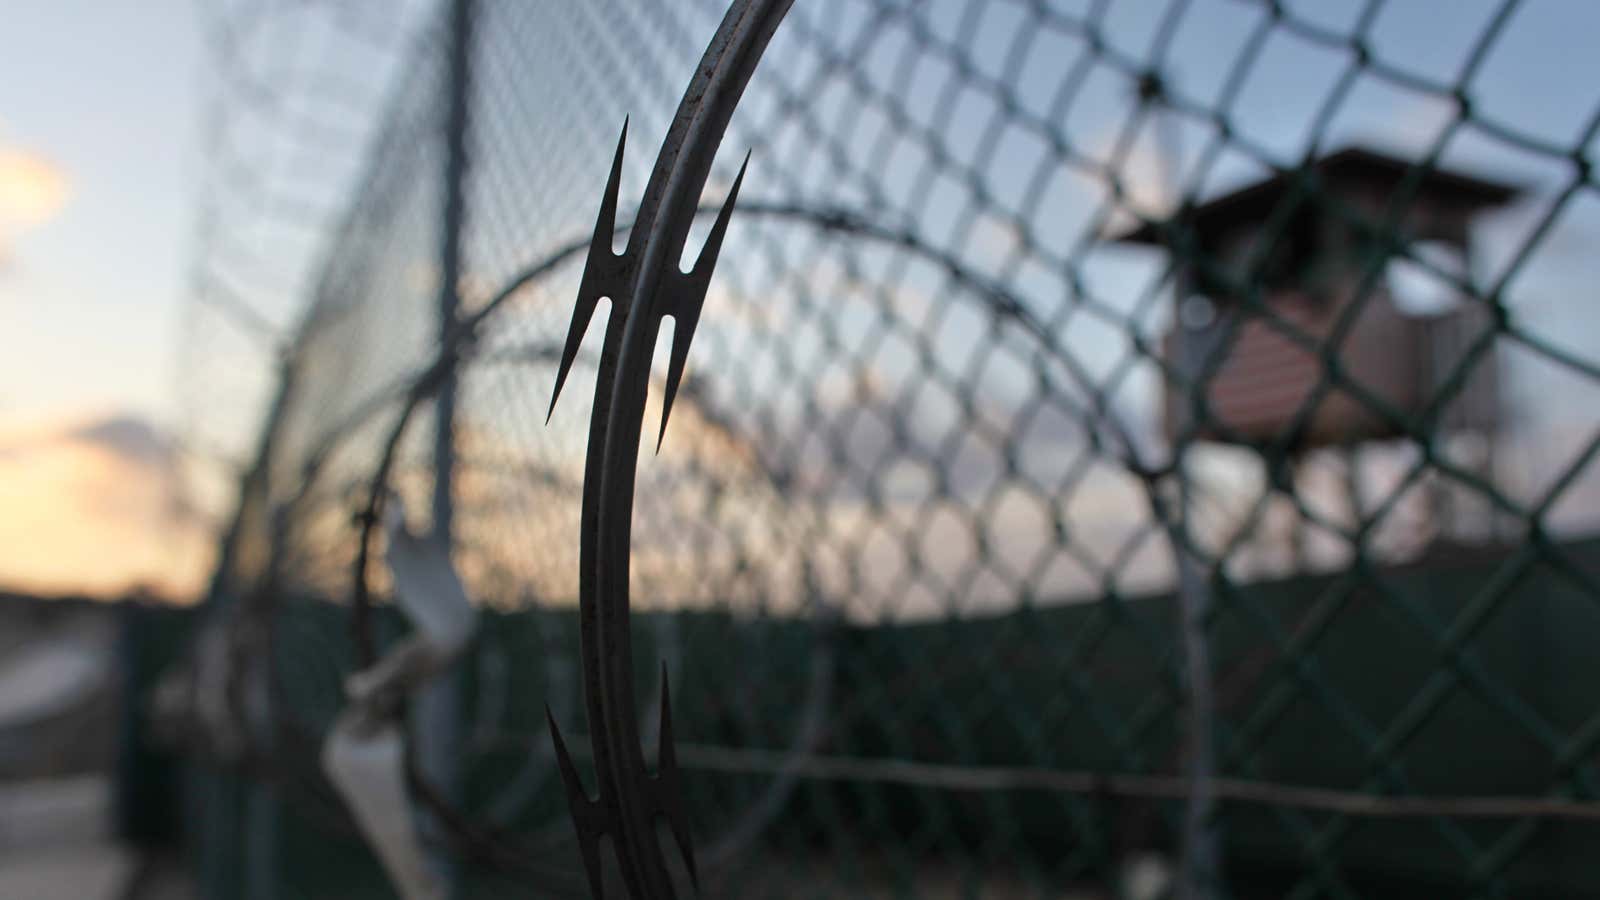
[0,775,137,899]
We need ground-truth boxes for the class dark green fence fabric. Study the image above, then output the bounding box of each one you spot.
[140,537,1600,896]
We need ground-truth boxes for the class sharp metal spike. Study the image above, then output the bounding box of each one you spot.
[547,705,608,898]
[654,662,698,890]
[595,116,629,253]
[688,150,749,283]
[549,118,632,424]
[655,151,751,452]
[655,316,690,456]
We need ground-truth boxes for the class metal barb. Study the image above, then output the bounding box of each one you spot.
[546,705,609,896]
[548,118,632,424]
[653,662,698,889]
[657,151,749,453]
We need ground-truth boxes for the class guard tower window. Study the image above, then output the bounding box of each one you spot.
[1388,240,1468,318]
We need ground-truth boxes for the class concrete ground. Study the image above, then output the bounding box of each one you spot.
[0,600,198,899]
[0,775,136,899]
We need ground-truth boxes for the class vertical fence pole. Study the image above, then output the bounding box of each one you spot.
[434,0,472,551]
[1172,456,1219,900]
[417,0,473,894]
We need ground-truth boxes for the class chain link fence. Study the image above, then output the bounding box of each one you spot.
[173,0,1600,896]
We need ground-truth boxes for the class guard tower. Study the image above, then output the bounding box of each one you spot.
[1116,147,1519,450]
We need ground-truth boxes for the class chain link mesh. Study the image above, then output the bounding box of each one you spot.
[183,0,1600,896]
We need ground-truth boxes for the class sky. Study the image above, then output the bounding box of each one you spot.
[0,1,200,427]
[0,0,430,598]
[0,1,205,596]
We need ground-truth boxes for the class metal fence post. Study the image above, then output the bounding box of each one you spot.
[416,0,474,895]
[1173,456,1220,900]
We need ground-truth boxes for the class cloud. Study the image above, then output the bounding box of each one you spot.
[66,416,174,466]
[0,414,210,599]
[0,148,68,226]
[0,147,69,262]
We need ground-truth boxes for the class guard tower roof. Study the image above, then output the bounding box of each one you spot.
[1112,146,1521,246]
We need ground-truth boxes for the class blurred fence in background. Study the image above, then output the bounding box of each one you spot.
[162,0,1600,896]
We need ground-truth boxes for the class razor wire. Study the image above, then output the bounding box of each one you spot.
[179,0,1600,897]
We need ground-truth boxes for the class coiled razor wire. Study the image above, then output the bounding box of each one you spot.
[183,0,1600,897]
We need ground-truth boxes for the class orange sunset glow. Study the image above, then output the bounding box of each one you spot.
[0,417,210,599]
